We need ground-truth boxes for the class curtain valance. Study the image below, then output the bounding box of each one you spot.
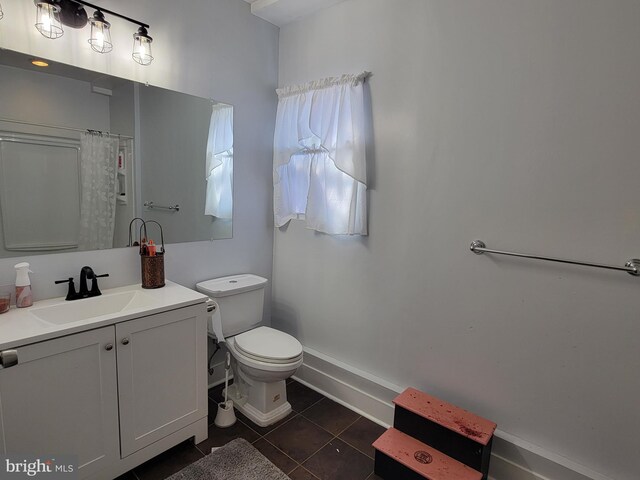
[273,72,369,235]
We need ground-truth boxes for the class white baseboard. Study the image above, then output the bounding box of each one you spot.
[293,347,612,480]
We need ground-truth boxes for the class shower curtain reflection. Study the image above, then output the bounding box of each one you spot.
[78,132,119,250]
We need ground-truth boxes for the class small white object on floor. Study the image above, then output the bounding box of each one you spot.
[214,399,237,428]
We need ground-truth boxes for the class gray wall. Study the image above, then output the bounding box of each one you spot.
[0,0,278,325]
[273,1,640,479]
[0,64,111,133]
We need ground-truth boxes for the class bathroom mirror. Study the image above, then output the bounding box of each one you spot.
[0,49,233,258]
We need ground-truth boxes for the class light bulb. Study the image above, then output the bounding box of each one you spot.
[42,11,51,31]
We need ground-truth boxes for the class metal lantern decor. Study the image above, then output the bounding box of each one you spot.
[132,26,153,66]
[88,10,112,53]
[34,0,63,39]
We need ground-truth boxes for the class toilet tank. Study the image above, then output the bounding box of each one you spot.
[196,274,268,338]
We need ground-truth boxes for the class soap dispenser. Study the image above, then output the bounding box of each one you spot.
[14,262,33,308]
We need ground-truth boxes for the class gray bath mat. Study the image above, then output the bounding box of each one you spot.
[165,438,290,480]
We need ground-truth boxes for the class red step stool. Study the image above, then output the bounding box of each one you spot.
[373,427,482,480]
[391,388,497,479]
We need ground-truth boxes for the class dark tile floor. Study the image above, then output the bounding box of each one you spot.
[121,379,386,480]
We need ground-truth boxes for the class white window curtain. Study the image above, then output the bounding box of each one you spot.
[273,72,368,235]
[205,103,233,219]
[78,132,119,250]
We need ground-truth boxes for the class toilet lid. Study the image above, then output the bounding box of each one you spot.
[234,326,302,362]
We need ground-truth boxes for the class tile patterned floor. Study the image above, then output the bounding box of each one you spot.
[119,379,386,480]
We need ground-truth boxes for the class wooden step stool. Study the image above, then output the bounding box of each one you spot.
[390,387,497,480]
[373,428,482,480]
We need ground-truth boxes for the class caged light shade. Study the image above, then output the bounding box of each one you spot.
[88,10,112,53]
[34,0,63,39]
[132,26,153,66]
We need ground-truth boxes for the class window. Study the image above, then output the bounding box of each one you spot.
[273,73,369,235]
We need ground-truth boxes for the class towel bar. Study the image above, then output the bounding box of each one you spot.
[144,201,180,212]
[470,240,639,276]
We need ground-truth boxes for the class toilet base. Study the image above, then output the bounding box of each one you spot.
[237,398,293,427]
[224,384,293,427]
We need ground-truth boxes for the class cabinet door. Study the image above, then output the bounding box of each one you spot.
[0,326,119,478]
[117,305,207,456]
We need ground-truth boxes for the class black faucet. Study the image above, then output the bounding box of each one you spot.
[56,266,109,301]
[79,266,95,297]
[79,266,109,297]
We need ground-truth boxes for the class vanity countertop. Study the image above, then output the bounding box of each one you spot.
[0,280,208,350]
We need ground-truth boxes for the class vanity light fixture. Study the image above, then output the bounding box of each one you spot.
[30,0,153,65]
[88,10,112,53]
[0,2,4,21]
[34,0,64,39]
[132,27,153,66]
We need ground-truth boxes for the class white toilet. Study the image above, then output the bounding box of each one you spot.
[196,274,303,427]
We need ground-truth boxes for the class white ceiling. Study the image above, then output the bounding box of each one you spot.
[243,0,348,27]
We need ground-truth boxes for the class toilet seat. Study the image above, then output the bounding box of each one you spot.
[233,326,302,364]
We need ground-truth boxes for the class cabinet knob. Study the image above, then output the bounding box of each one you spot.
[121,338,130,345]
[0,350,18,369]
[105,344,113,351]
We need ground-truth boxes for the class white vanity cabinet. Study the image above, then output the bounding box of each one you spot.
[0,294,208,480]
[117,305,207,457]
[0,326,120,478]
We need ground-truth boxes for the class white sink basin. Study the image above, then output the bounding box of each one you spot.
[30,291,155,325]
